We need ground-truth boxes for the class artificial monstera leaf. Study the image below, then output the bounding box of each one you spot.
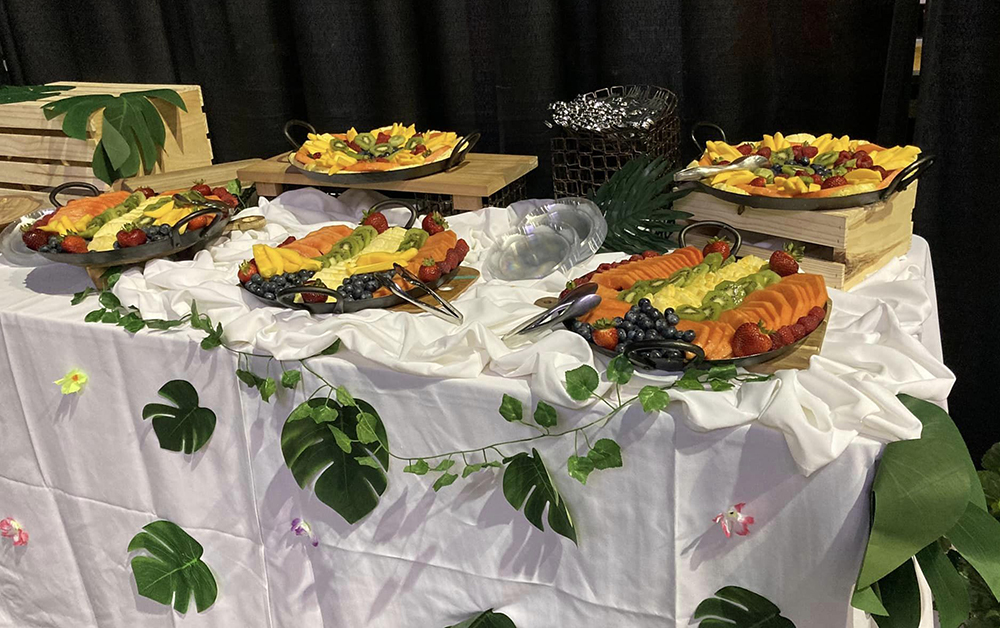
[0,83,74,104]
[446,609,517,628]
[694,586,795,627]
[42,89,187,184]
[281,397,389,524]
[502,448,577,544]
[142,380,217,454]
[591,155,692,254]
[128,520,217,614]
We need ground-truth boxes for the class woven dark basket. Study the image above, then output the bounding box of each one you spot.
[550,85,680,199]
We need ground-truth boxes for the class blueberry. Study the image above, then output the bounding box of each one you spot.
[637,298,651,309]
[38,245,49,252]
[664,307,675,315]
[665,326,678,339]
[626,329,638,341]
[366,280,379,291]
[263,291,276,300]
[624,310,638,323]
[646,330,660,340]
[250,273,262,284]
[617,328,627,341]
[616,344,627,354]
[612,317,623,326]
[654,318,667,332]
[682,330,696,342]
[48,236,60,246]
[262,282,275,293]
[650,309,663,320]
[572,321,585,332]
[666,313,680,325]
[352,286,364,298]
[620,320,635,332]
[252,285,264,295]
[159,225,171,235]
[113,242,121,249]
[274,276,287,286]
[798,157,809,166]
[633,330,645,342]
[637,314,652,330]
[298,270,312,279]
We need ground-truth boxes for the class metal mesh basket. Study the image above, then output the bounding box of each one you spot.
[550,85,680,199]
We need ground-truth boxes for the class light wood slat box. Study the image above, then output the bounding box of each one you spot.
[0,81,213,227]
[674,184,917,290]
[238,152,537,211]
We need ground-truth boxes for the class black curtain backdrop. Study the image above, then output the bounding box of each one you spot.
[1,0,997,456]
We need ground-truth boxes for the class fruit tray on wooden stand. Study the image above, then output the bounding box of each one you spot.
[0,81,213,229]
[236,152,538,213]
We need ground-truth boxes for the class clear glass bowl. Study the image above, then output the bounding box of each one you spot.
[483,221,580,281]
[521,197,606,266]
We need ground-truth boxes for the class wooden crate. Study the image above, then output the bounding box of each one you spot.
[674,185,917,290]
[0,81,212,227]
[114,158,263,193]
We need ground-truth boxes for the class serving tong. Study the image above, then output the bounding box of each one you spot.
[502,283,602,345]
[377,264,464,324]
[673,154,769,182]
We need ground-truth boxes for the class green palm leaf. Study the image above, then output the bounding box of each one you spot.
[694,586,795,627]
[0,84,74,104]
[502,448,577,544]
[141,380,217,454]
[281,397,389,524]
[447,609,517,628]
[590,155,693,254]
[128,520,218,614]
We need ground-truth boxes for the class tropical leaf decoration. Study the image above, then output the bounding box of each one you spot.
[590,155,692,254]
[446,609,518,628]
[141,380,217,454]
[281,396,389,524]
[0,83,74,105]
[502,448,577,544]
[42,89,187,185]
[693,586,795,627]
[128,520,218,614]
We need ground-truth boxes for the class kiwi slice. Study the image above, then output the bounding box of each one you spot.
[331,139,349,152]
[703,252,723,272]
[354,225,377,246]
[372,143,392,156]
[701,301,723,320]
[755,270,781,287]
[668,268,690,285]
[703,290,735,309]
[676,304,707,321]
[354,133,376,151]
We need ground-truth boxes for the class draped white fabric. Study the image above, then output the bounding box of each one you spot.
[0,191,948,626]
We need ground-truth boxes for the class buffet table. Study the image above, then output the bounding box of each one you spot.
[0,191,952,627]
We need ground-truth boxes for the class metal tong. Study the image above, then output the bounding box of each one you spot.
[378,264,464,324]
[501,283,602,345]
[673,154,769,182]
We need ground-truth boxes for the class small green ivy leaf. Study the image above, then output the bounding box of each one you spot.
[320,338,342,355]
[499,394,523,423]
[336,385,357,407]
[71,287,94,305]
[330,426,353,453]
[606,354,633,386]
[356,412,379,444]
[99,291,121,309]
[533,401,557,428]
[85,309,105,323]
[404,460,430,475]
[101,266,123,288]
[259,377,277,402]
[673,377,705,391]
[567,455,595,484]
[281,370,301,389]
[433,459,456,472]
[356,456,381,469]
[638,386,670,412]
[433,472,459,491]
[462,463,484,478]
[564,365,599,401]
[101,309,121,324]
[311,405,338,424]
[288,402,312,422]
[200,334,222,351]
[710,379,734,392]
[707,364,738,381]
[141,380,216,454]
[236,369,262,389]
[588,439,623,470]
[145,318,185,330]
[225,179,242,196]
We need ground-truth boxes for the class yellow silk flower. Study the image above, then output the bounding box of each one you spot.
[54,368,88,395]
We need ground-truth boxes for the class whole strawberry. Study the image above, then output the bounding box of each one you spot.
[797,314,822,333]
[702,237,732,260]
[191,183,213,197]
[755,146,772,159]
[238,260,259,284]
[60,235,89,254]
[775,326,797,347]
[749,176,767,187]
[117,226,148,248]
[591,319,619,351]
[444,248,462,271]
[302,280,329,303]
[807,306,826,321]
[802,145,818,159]
[736,143,754,155]
[821,175,848,189]
[854,150,874,169]
[211,187,239,209]
[732,321,773,357]
[454,238,470,259]
[418,258,441,283]
[769,242,803,277]
[21,228,48,251]
[362,208,390,234]
[135,187,157,199]
[790,322,808,340]
[421,211,448,235]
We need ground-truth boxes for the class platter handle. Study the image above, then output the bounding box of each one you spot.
[49,181,100,208]
[367,199,419,229]
[679,220,743,257]
[623,339,706,371]
[881,154,935,198]
[169,207,228,247]
[690,121,727,154]
[274,285,347,314]
[283,120,317,151]
[446,132,480,170]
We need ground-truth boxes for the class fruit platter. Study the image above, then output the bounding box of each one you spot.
[560,221,830,371]
[238,201,470,318]
[675,122,934,210]
[11,181,241,268]
[284,120,480,184]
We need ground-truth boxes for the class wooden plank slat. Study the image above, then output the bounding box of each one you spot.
[0,161,105,188]
[0,133,93,162]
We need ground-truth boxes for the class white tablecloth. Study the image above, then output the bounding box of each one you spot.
[0,195,949,627]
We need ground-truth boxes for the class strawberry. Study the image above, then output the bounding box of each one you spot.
[375,132,391,145]
[629,254,644,261]
[790,322,807,340]
[31,213,54,230]
[135,187,156,199]
[737,143,754,155]
[821,175,848,189]
[116,226,147,248]
[870,165,888,179]
[437,261,451,276]
[278,236,296,247]
[411,145,426,155]
[792,144,804,160]
[211,187,239,209]
[186,214,213,230]
[642,250,659,258]
[802,145,818,159]
[421,211,448,235]
[732,322,773,357]
[347,140,363,152]
[362,209,389,234]
[775,326,798,347]
[769,242,803,277]
[811,173,823,185]
[749,176,767,187]
[702,237,732,260]
[794,170,807,177]
[445,248,462,271]
[418,258,441,283]
[855,153,874,169]
[191,183,213,197]
[238,260,258,284]
[716,160,731,166]
[302,292,327,303]
[60,235,88,254]
[21,229,48,250]
[798,314,822,333]
[755,146,772,159]
[769,333,785,350]
[591,319,619,351]
[454,239,470,259]
[834,150,852,167]
[808,306,826,321]
[598,263,613,272]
